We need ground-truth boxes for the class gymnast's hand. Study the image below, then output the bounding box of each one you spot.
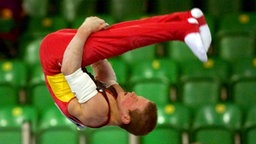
[79,16,109,34]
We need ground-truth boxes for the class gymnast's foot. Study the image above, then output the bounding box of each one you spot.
[184,18,208,62]
[190,8,212,52]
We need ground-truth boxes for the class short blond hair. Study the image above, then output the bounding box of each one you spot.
[119,101,157,136]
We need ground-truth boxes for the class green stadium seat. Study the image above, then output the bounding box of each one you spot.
[218,13,256,33]
[191,103,242,144]
[132,81,171,105]
[27,64,53,112]
[155,0,192,14]
[230,57,256,82]
[29,84,53,113]
[181,79,222,111]
[203,0,242,19]
[0,8,15,33]
[71,14,115,29]
[21,38,42,72]
[232,79,256,111]
[37,106,79,144]
[244,106,256,144]
[26,16,68,37]
[0,59,27,89]
[108,58,129,88]
[60,0,97,22]
[121,44,156,65]
[216,31,255,63]
[129,58,179,85]
[141,103,191,144]
[87,126,129,144]
[110,0,146,22]
[167,41,198,63]
[0,85,18,108]
[0,105,37,144]
[180,57,230,84]
[22,0,48,17]
[28,64,45,86]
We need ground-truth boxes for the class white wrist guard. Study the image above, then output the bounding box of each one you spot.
[65,68,98,103]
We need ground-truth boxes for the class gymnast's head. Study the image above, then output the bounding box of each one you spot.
[115,91,157,136]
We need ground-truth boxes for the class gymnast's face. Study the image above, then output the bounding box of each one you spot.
[116,91,150,114]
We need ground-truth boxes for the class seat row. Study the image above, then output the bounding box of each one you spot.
[1,54,256,109]
[0,102,256,144]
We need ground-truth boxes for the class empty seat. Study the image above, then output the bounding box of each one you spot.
[60,0,97,22]
[244,106,256,144]
[22,0,48,18]
[180,57,230,84]
[141,103,191,144]
[230,57,256,82]
[130,58,179,85]
[232,79,256,111]
[0,59,27,89]
[181,79,222,111]
[167,41,198,63]
[20,38,42,72]
[191,103,242,144]
[0,85,18,108]
[121,44,156,65]
[110,0,146,22]
[0,105,37,144]
[0,8,15,33]
[27,64,53,112]
[87,126,129,144]
[216,31,255,63]
[218,13,256,33]
[132,81,171,105]
[37,106,79,144]
[108,58,129,87]
[155,0,192,14]
[203,0,242,19]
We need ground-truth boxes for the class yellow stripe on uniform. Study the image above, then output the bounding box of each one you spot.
[47,73,75,102]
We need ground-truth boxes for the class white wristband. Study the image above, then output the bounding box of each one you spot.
[65,68,98,103]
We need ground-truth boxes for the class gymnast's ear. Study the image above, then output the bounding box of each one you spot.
[121,114,131,124]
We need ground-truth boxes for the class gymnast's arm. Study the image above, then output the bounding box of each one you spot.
[61,17,111,127]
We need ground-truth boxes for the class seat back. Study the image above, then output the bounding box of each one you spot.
[21,38,42,72]
[110,0,146,22]
[192,103,242,144]
[121,44,156,65]
[0,59,27,89]
[233,79,256,111]
[141,103,191,144]
[133,81,171,105]
[167,41,198,63]
[219,13,256,33]
[0,106,37,144]
[203,0,241,19]
[216,31,255,63]
[130,58,179,85]
[181,79,221,111]
[180,58,230,84]
[87,126,129,144]
[0,85,18,108]
[230,57,256,82]
[155,0,192,14]
[37,106,79,144]
[244,106,256,144]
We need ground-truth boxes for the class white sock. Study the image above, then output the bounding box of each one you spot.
[199,25,212,51]
[191,8,212,52]
[184,32,208,62]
